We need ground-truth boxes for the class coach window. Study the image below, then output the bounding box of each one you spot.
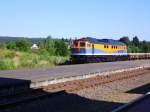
[112,46,113,49]
[104,45,106,48]
[107,45,109,48]
[80,42,85,47]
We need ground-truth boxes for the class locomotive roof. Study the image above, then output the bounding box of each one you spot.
[82,37,126,46]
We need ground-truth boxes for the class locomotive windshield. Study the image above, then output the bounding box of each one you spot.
[80,42,85,47]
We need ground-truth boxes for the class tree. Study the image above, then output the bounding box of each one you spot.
[132,36,140,47]
[6,41,16,50]
[15,39,31,51]
[128,45,140,53]
[44,36,55,55]
[54,39,69,56]
[119,36,130,45]
[142,41,150,53]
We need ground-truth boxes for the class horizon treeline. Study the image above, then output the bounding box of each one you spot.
[0,35,150,53]
[119,36,150,53]
[0,35,70,56]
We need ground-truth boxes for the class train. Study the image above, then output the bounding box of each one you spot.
[70,37,150,63]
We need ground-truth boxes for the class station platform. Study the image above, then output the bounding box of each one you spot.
[0,60,150,88]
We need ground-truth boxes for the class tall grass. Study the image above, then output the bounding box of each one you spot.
[0,59,16,70]
[0,49,69,70]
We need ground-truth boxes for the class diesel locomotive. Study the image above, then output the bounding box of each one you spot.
[71,37,128,63]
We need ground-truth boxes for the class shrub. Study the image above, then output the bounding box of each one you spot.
[54,39,70,56]
[5,51,16,58]
[15,39,31,51]
[6,41,16,50]
[0,43,6,49]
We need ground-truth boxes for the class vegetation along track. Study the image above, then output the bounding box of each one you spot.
[43,67,150,92]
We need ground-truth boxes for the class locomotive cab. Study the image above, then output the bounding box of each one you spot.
[71,39,92,63]
[71,40,92,55]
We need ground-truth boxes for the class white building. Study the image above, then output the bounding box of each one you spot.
[31,44,39,49]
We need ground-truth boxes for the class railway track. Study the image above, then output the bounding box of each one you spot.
[43,67,150,93]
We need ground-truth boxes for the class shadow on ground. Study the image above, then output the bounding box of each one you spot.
[23,91,123,112]
[126,83,150,94]
[0,77,124,112]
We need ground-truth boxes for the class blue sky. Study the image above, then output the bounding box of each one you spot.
[0,0,150,40]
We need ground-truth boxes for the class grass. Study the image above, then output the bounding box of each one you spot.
[0,49,70,70]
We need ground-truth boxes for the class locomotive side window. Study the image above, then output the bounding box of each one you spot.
[87,44,91,47]
[104,45,107,48]
[80,42,85,47]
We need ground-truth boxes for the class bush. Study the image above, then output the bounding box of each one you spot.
[15,39,31,51]
[44,36,56,56]
[0,43,6,49]
[6,41,16,49]
[54,39,70,56]
[5,51,16,58]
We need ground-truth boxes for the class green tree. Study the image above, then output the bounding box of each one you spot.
[119,36,130,45]
[128,45,140,53]
[54,39,69,56]
[142,41,150,53]
[44,36,55,55]
[15,39,31,51]
[132,36,140,47]
[6,41,16,50]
